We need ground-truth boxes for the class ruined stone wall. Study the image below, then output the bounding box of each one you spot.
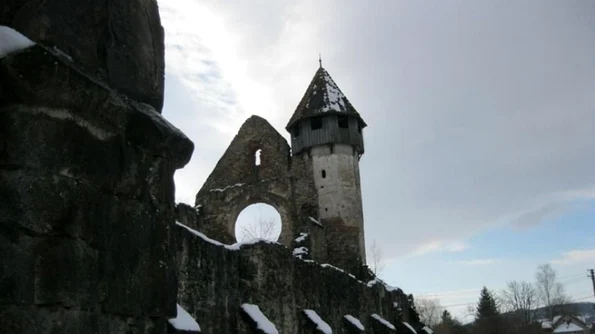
[0,9,192,332]
[0,0,166,111]
[176,223,422,334]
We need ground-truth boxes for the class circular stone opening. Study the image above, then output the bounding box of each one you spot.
[234,203,282,243]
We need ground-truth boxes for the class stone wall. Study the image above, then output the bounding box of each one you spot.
[0,42,192,334]
[176,223,424,334]
[0,0,166,111]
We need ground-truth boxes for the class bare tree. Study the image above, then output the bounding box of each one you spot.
[535,264,568,319]
[368,239,386,276]
[416,298,444,327]
[500,280,537,325]
[240,217,279,242]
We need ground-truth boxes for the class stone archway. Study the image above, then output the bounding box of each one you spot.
[234,203,282,242]
[227,191,293,246]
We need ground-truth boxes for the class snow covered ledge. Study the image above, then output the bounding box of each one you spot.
[0,26,35,58]
[240,304,279,334]
[303,309,333,334]
[168,304,201,333]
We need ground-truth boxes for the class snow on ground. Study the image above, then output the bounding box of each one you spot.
[0,26,35,58]
[343,315,364,331]
[371,314,396,330]
[304,309,332,334]
[241,304,279,334]
[168,304,201,332]
[422,325,434,334]
[403,321,417,333]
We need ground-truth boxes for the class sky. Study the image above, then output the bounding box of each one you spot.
[157,0,595,321]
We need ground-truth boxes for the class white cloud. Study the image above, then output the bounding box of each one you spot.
[551,249,595,266]
[451,259,499,266]
[411,240,470,256]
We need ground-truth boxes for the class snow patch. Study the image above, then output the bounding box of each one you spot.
[176,222,279,250]
[303,309,332,334]
[371,314,395,330]
[320,263,357,279]
[320,70,347,113]
[241,304,279,334]
[367,278,398,291]
[403,322,417,333]
[168,304,201,332]
[553,322,584,333]
[295,232,308,243]
[293,247,308,258]
[344,315,364,331]
[0,26,35,58]
[210,183,244,192]
[308,216,323,227]
[422,326,434,334]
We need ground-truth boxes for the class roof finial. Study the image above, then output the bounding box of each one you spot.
[318,53,322,68]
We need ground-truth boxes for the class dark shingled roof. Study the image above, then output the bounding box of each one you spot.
[286,67,366,130]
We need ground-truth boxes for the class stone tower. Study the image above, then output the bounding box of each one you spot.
[286,65,368,267]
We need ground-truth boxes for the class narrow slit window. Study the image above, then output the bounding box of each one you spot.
[321,170,326,178]
[311,117,322,130]
[357,122,363,134]
[338,116,349,129]
[254,149,261,166]
[292,125,300,138]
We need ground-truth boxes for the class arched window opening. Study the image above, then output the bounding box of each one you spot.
[235,203,282,242]
[254,149,262,166]
[321,170,326,178]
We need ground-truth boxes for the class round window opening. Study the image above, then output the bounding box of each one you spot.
[234,203,282,243]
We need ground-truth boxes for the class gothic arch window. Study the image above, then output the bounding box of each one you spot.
[254,149,262,166]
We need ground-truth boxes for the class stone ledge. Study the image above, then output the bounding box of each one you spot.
[0,45,193,169]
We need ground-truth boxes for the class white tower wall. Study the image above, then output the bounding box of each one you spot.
[310,144,366,263]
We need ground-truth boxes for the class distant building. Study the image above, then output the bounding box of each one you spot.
[543,315,590,334]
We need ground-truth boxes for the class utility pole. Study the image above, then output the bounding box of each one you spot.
[589,269,595,298]
[589,269,595,311]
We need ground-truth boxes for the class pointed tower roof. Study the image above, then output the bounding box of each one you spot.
[286,66,366,130]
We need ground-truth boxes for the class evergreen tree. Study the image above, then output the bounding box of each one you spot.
[476,286,499,319]
[441,310,454,325]
[474,287,502,334]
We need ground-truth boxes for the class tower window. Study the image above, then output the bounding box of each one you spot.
[357,122,363,134]
[321,170,326,178]
[338,116,349,129]
[254,149,261,166]
[292,125,300,138]
[310,117,322,130]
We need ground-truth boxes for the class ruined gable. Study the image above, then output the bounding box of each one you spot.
[194,115,297,245]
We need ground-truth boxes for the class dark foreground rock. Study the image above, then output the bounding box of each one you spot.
[0,44,193,333]
[0,0,166,112]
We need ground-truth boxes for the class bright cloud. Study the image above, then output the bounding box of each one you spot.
[451,259,499,266]
[551,249,595,265]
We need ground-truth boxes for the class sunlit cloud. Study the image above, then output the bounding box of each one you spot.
[551,249,595,266]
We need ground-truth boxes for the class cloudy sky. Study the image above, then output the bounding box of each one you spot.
[158,0,595,320]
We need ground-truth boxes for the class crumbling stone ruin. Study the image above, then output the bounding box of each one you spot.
[1,2,429,333]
